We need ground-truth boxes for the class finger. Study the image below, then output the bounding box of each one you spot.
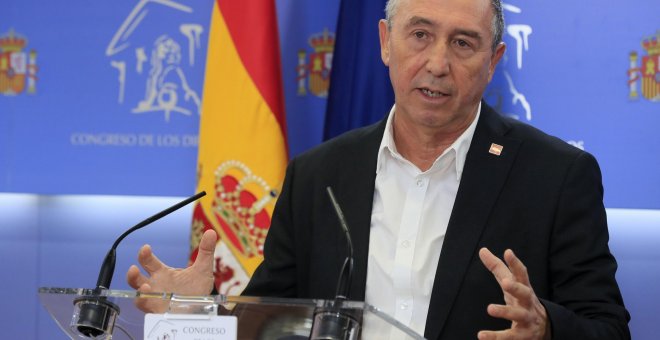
[192,229,218,273]
[479,247,513,284]
[500,278,534,308]
[138,282,153,293]
[134,283,155,313]
[504,249,531,287]
[477,329,511,340]
[135,283,170,314]
[138,244,166,274]
[487,303,532,324]
[126,264,149,290]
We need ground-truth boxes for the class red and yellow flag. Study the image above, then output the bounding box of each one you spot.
[190,0,288,295]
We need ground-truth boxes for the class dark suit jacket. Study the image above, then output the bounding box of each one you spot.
[243,103,630,339]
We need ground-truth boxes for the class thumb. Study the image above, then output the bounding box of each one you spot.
[192,229,218,273]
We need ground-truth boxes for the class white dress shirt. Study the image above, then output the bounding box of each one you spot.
[363,103,481,338]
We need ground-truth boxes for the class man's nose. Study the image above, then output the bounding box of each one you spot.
[425,41,450,77]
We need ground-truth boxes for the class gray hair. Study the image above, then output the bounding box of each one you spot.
[384,0,505,52]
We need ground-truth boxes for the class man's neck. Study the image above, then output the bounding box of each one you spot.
[392,110,477,172]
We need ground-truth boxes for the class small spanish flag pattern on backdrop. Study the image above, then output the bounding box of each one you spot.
[190,0,288,295]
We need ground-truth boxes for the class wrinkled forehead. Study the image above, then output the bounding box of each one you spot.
[390,0,494,30]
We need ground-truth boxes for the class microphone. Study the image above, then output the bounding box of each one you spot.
[72,191,206,338]
[95,191,206,290]
[309,187,360,340]
[326,186,354,300]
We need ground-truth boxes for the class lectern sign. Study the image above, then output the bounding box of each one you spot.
[144,314,237,340]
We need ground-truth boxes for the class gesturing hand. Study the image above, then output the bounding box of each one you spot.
[126,229,218,312]
[478,248,550,340]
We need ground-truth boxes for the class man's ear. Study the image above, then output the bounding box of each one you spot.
[379,19,390,66]
[488,42,506,81]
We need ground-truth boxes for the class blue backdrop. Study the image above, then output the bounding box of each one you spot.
[0,0,660,209]
[1,0,658,208]
[0,0,214,196]
[0,0,659,339]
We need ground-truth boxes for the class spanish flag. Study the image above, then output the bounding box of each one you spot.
[190,0,288,296]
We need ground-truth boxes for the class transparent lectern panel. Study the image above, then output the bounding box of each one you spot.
[40,288,147,339]
[221,296,425,340]
[39,288,425,340]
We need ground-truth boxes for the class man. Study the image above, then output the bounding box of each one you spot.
[128,0,630,338]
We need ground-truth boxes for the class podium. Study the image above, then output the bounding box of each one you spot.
[39,287,426,339]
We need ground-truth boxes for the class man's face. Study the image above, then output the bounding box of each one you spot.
[379,0,505,131]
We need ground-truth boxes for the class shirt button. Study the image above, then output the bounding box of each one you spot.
[416,179,424,187]
[401,240,410,248]
[400,302,408,310]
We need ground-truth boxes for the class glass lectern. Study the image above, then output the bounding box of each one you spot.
[39,287,426,339]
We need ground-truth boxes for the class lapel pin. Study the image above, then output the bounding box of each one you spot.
[489,143,503,156]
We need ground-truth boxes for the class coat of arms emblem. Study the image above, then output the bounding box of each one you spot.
[628,31,660,102]
[0,29,37,96]
[190,160,279,295]
[297,29,335,98]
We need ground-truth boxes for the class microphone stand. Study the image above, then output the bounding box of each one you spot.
[71,191,206,338]
[309,187,361,340]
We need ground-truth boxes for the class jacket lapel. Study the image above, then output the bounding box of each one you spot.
[424,104,521,339]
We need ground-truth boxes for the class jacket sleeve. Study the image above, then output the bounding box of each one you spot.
[543,151,630,339]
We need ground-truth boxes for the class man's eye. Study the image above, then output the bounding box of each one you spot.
[414,31,427,39]
[455,39,470,48]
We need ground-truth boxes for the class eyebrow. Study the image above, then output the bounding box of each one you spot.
[404,16,484,42]
[453,29,483,42]
[405,16,436,28]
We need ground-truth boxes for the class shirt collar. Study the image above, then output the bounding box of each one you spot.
[376,102,481,181]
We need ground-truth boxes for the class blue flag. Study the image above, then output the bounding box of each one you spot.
[323,0,394,140]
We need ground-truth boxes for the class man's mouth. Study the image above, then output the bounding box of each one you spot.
[420,88,448,98]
